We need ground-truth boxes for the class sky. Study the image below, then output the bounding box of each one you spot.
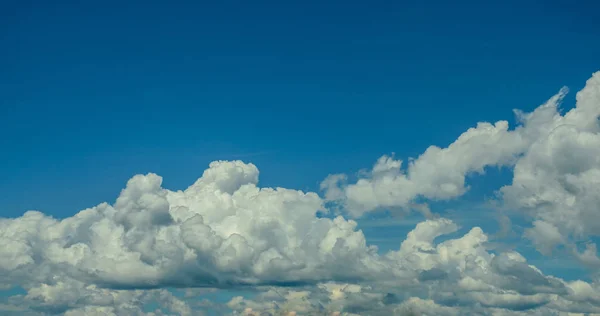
[1,0,600,315]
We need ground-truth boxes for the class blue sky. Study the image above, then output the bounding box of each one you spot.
[2,0,599,217]
[2,1,600,315]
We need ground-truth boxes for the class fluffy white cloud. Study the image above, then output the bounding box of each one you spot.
[2,195,600,314]
[320,76,592,219]
[0,160,388,291]
[322,71,600,258]
[500,73,600,256]
[320,88,564,217]
[6,279,195,316]
[223,216,600,315]
[0,160,393,314]
[2,72,600,314]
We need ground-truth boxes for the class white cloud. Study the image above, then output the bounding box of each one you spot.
[320,84,574,217]
[500,72,600,254]
[2,72,600,314]
[524,220,565,255]
[222,216,600,315]
[321,71,600,258]
[0,160,389,291]
[2,197,600,314]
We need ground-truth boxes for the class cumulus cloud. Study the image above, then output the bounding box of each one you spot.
[7,281,195,316]
[0,160,387,291]
[500,72,600,256]
[322,71,600,255]
[223,215,600,314]
[321,84,576,218]
[1,72,600,314]
[0,160,393,314]
[2,188,600,314]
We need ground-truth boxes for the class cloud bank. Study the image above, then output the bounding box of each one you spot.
[1,71,599,315]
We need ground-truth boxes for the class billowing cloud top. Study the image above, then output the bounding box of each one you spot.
[1,72,600,315]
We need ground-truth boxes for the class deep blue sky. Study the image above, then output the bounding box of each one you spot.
[1,0,599,219]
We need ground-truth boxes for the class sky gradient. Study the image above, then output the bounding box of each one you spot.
[1,0,600,315]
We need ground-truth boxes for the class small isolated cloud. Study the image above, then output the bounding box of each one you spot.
[1,72,600,314]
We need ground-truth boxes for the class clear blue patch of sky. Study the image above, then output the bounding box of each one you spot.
[0,287,26,298]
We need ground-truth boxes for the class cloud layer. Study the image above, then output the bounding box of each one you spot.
[1,71,599,315]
